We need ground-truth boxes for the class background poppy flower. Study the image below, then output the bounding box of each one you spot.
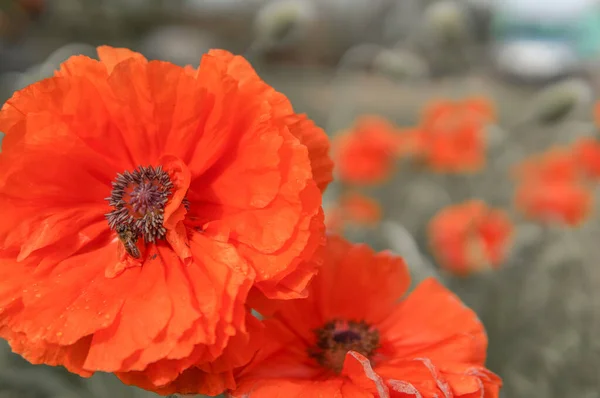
[0,46,332,395]
[416,97,494,173]
[572,137,600,180]
[333,115,399,185]
[514,148,593,226]
[231,236,501,397]
[428,200,514,276]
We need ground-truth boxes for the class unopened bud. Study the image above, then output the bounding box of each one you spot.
[525,78,592,126]
[422,0,469,45]
[254,0,316,49]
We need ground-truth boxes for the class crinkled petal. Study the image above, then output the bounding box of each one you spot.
[205,49,332,192]
[118,314,264,396]
[85,250,173,371]
[231,378,346,398]
[317,236,410,325]
[97,45,147,74]
[285,114,333,192]
[341,351,390,398]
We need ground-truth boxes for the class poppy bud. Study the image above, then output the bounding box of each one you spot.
[524,78,592,126]
[422,0,470,45]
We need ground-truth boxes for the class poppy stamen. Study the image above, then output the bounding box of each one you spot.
[106,165,175,244]
[309,320,380,373]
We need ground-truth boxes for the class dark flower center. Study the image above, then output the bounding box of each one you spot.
[332,330,362,344]
[309,320,380,373]
[106,166,177,248]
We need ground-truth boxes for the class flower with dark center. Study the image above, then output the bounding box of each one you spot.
[0,45,333,396]
[310,320,380,373]
[232,236,502,398]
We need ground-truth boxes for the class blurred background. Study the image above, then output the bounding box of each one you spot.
[2,0,600,397]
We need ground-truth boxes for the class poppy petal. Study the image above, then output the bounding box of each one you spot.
[317,236,410,324]
[342,351,390,398]
[379,278,487,365]
[84,251,173,371]
[97,45,147,74]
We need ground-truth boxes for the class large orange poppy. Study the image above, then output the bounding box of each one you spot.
[231,236,501,397]
[0,46,332,395]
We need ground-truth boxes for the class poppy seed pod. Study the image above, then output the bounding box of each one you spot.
[253,0,317,49]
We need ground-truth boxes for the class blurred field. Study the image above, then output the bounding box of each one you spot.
[2,1,600,397]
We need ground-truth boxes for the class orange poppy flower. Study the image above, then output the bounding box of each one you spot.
[333,116,399,185]
[514,148,593,226]
[231,236,502,397]
[428,200,513,276]
[0,46,332,395]
[417,97,494,172]
[572,137,600,180]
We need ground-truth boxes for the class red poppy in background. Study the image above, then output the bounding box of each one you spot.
[333,116,399,185]
[231,236,502,397]
[514,148,593,226]
[429,200,513,276]
[416,97,494,173]
[0,46,332,395]
[572,137,600,180]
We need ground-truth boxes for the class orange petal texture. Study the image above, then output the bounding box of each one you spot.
[333,116,400,185]
[0,46,332,395]
[514,148,593,226]
[416,98,493,173]
[428,200,513,276]
[231,236,501,397]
